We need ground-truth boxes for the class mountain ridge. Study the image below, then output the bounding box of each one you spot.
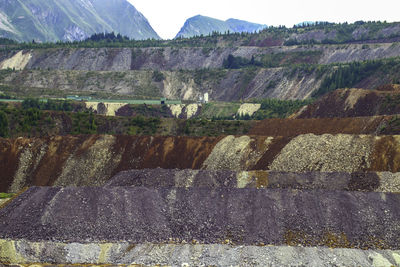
[0,0,160,42]
[175,15,267,38]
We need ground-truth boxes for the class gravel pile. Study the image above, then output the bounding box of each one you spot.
[1,187,399,249]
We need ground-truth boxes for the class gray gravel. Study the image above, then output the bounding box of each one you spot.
[108,169,400,193]
[1,187,399,249]
[1,240,400,266]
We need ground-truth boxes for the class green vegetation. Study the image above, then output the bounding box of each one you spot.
[123,104,172,118]
[71,112,97,135]
[181,119,253,136]
[0,38,17,45]
[283,20,400,45]
[22,98,73,111]
[0,100,259,137]
[222,51,322,70]
[0,192,14,199]
[313,58,400,97]
[379,115,400,134]
[223,55,261,69]
[260,51,323,67]
[379,94,400,114]
[3,21,399,51]
[193,69,226,85]
[0,110,9,137]
[253,99,314,119]
[152,70,165,82]
[199,102,242,119]
[127,116,160,135]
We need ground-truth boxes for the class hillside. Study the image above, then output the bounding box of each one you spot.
[0,20,399,102]
[1,43,400,101]
[0,0,160,42]
[175,15,266,38]
[295,87,400,118]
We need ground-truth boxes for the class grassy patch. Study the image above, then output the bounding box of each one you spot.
[0,193,14,199]
[199,102,241,119]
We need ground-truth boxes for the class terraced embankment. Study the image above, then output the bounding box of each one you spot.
[108,169,400,193]
[249,115,394,135]
[3,44,400,71]
[1,133,400,192]
[295,88,400,118]
[2,44,400,101]
[1,186,400,265]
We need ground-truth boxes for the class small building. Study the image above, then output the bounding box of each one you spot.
[204,93,209,103]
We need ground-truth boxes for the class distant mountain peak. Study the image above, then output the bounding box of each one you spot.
[175,15,267,38]
[0,0,160,42]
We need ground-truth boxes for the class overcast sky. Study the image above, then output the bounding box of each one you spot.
[128,0,400,39]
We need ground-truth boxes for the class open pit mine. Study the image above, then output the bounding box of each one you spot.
[2,20,400,267]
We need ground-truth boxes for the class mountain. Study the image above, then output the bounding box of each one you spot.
[175,15,267,38]
[0,0,160,42]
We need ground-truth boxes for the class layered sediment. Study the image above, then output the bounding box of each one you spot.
[1,134,400,192]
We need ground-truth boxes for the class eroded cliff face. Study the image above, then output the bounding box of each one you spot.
[0,43,399,100]
[0,67,326,100]
[1,133,400,192]
[2,44,398,71]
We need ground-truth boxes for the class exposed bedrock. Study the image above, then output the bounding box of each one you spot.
[1,187,400,249]
[1,134,400,192]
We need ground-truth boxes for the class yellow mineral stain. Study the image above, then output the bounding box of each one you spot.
[255,171,269,189]
[0,51,32,70]
[98,243,113,263]
[237,171,252,188]
[0,239,26,263]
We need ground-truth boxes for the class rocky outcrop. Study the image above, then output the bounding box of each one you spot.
[0,0,160,42]
[168,104,201,118]
[85,102,128,116]
[175,15,267,38]
[237,103,261,116]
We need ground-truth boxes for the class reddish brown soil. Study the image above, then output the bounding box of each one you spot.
[296,88,400,119]
[111,135,223,176]
[369,136,400,172]
[249,117,388,136]
[0,138,22,192]
[1,133,400,192]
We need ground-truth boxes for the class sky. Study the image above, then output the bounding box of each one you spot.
[128,0,400,39]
